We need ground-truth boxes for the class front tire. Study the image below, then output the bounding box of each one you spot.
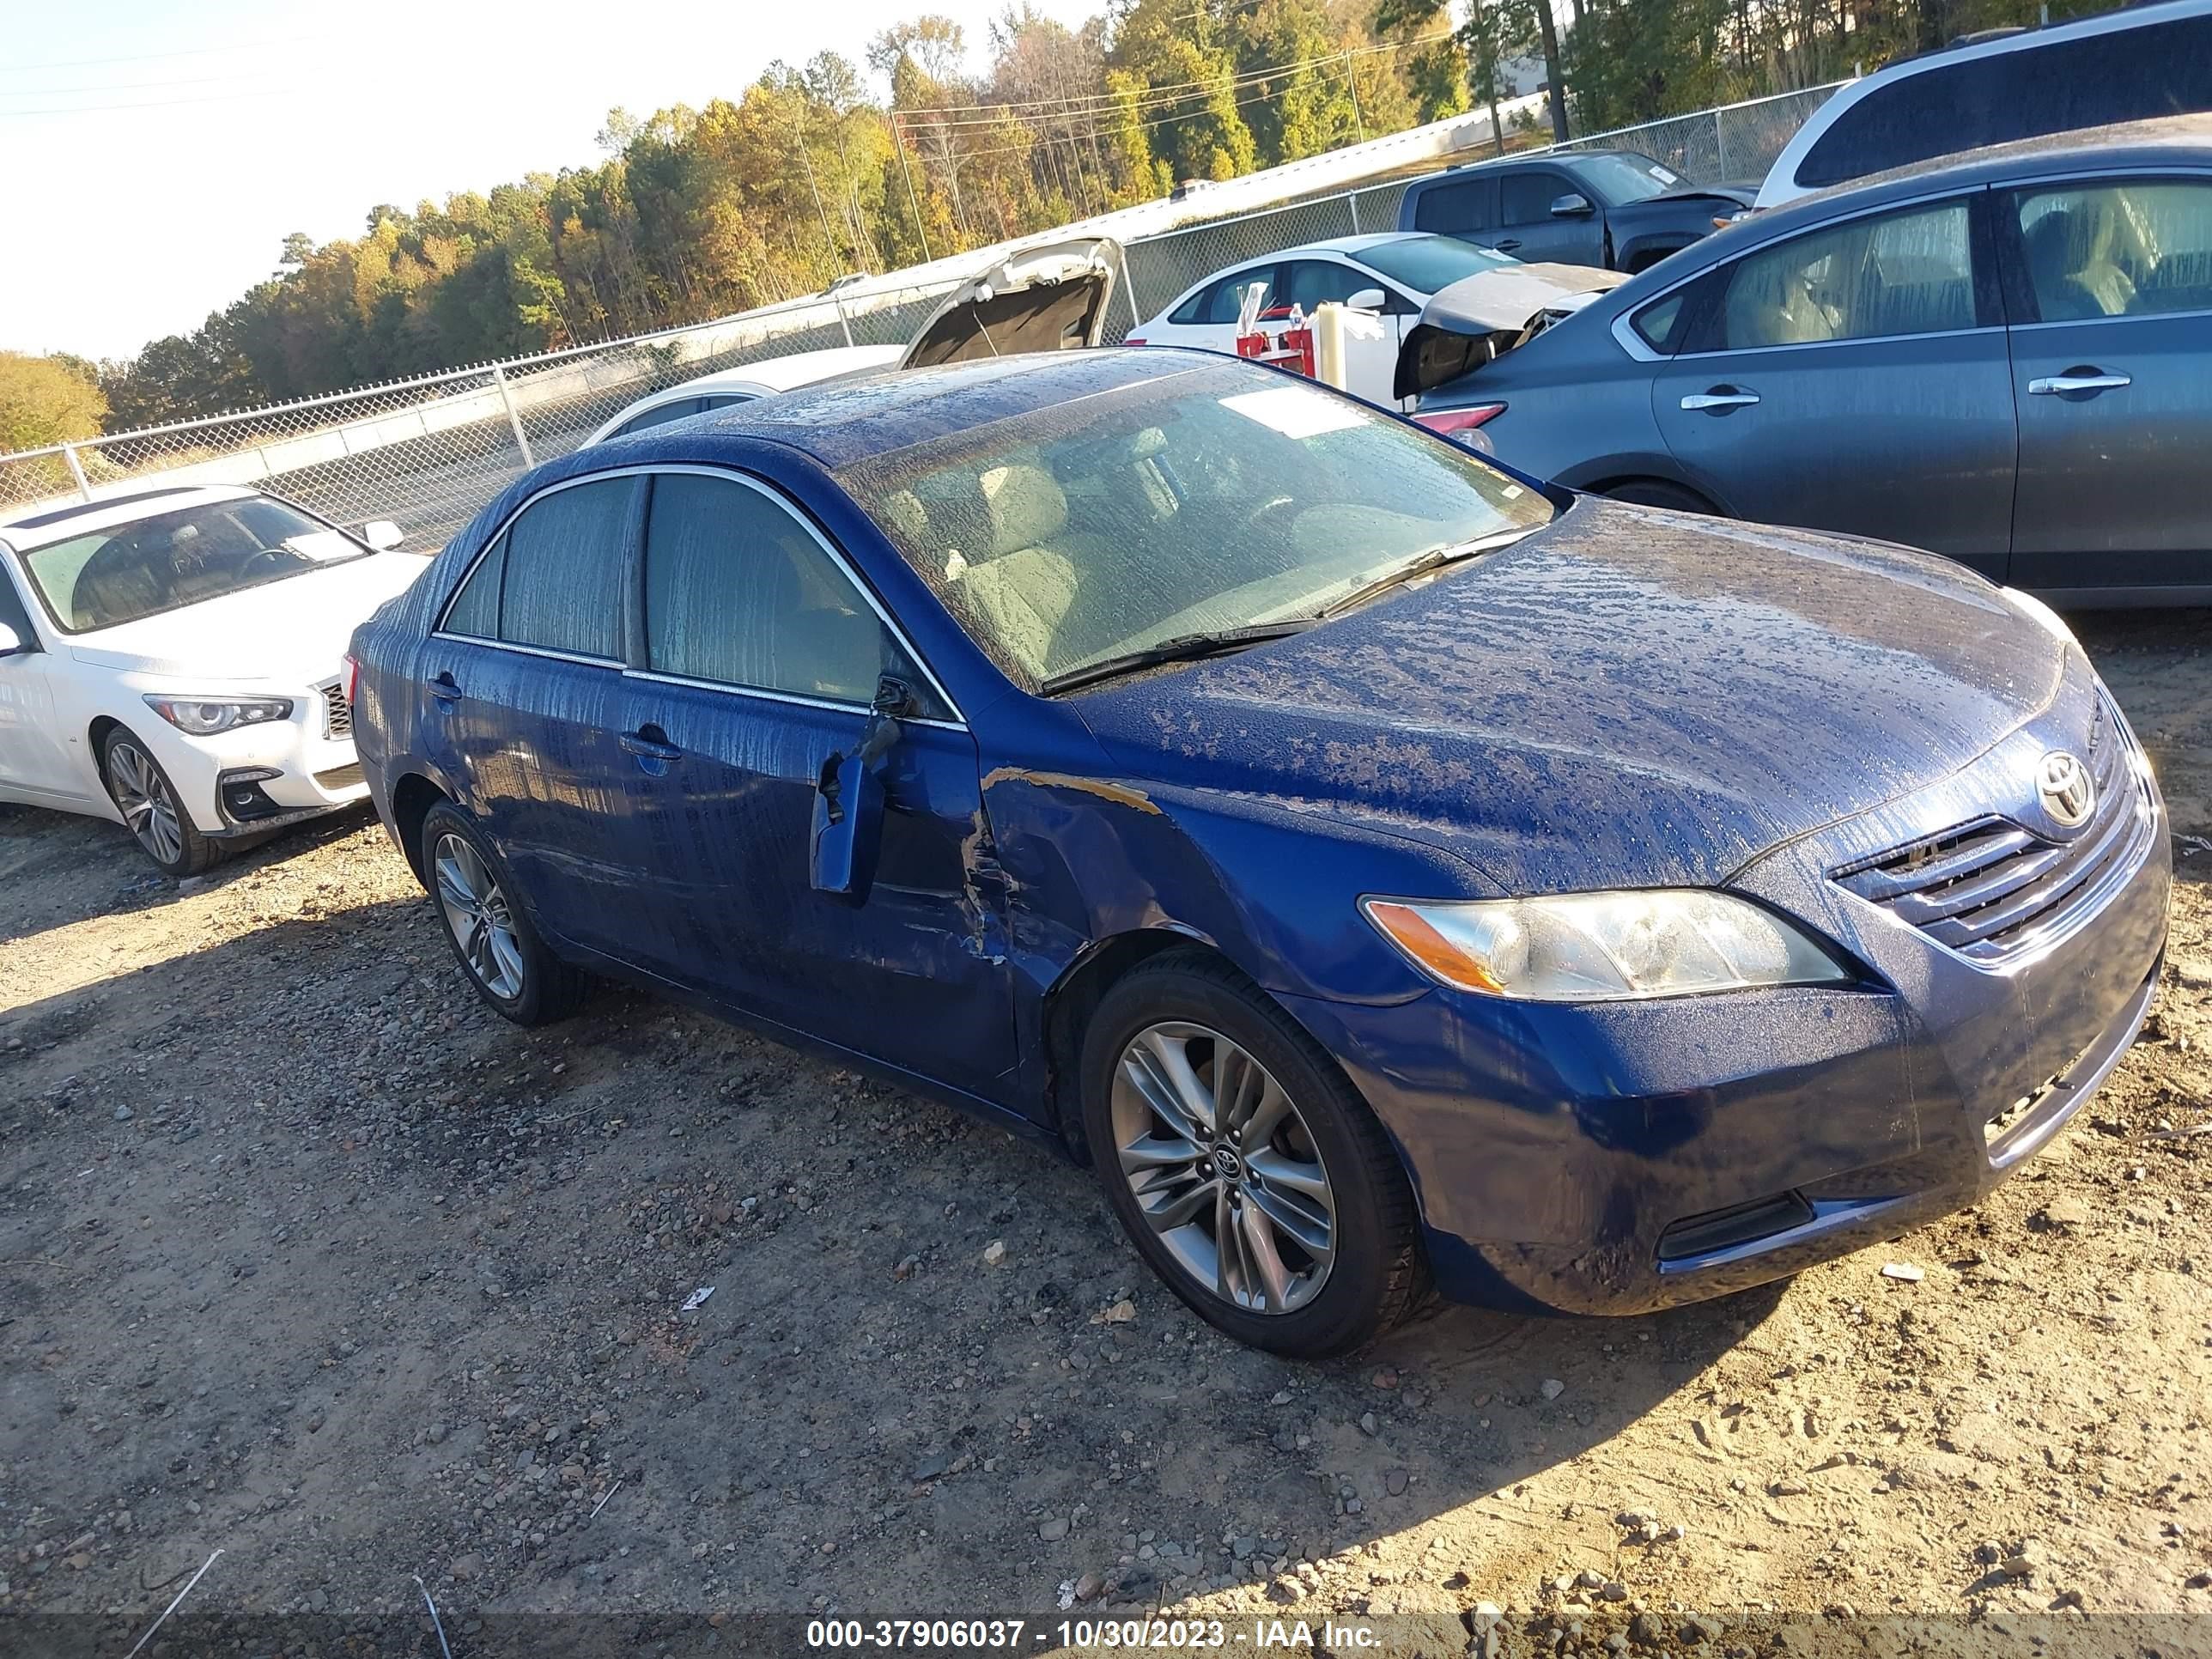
[100,726,219,878]
[419,803,585,1025]
[1079,952,1428,1358]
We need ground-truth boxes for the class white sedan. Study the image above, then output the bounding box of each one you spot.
[0,484,425,875]
[583,343,903,445]
[1127,232,1520,408]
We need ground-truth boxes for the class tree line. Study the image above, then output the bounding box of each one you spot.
[4,0,2117,449]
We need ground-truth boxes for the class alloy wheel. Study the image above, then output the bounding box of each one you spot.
[432,832,526,1000]
[106,740,185,866]
[1109,1021,1337,1315]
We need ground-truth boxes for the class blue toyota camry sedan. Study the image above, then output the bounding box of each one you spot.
[350,348,2170,1357]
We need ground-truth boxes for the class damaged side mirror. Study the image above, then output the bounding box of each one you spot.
[810,675,918,900]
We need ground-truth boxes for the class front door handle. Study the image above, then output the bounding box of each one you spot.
[428,672,462,702]
[1680,387,1760,412]
[2027,368,2130,397]
[618,726,683,763]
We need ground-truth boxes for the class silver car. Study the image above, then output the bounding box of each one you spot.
[1410,114,2212,605]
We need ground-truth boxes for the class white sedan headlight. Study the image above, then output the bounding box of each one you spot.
[1362,890,1849,1002]
[143,695,294,736]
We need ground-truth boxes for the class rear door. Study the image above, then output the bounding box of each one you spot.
[1495,167,1605,264]
[1406,174,1498,246]
[421,474,645,954]
[604,468,1016,1096]
[1651,192,2019,575]
[2000,171,2212,593]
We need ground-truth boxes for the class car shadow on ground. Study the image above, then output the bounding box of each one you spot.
[0,881,1771,1616]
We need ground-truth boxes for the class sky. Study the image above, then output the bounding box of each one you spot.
[0,0,1097,363]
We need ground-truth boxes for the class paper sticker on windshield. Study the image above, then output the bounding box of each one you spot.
[1218,386,1365,441]
[1649,164,1679,184]
[283,530,357,562]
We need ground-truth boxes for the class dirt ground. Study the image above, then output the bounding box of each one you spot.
[3,611,2209,1657]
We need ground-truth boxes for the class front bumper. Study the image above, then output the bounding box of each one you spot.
[129,680,371,837]
[1291,668,2172,1316]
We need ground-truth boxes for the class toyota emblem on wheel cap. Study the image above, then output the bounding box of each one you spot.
[2036,750,2096,830]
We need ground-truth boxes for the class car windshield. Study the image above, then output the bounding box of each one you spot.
[1352,234,1519,293]
[17,496,368,633]
[1573,152,1682,204]
[836,360,1553,688]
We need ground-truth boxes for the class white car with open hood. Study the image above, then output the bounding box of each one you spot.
[586,238,1124,445]
[0,484,427,875]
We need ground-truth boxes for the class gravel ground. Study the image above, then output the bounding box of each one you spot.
[1,611,2208,1657]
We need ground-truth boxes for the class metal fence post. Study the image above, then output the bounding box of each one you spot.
[833,295,856,349]
[1346,190,1362,234]
[1715,112,1729,183]
[491,365,535,469]
[1119,247,1143,332]
[62,443,92,501]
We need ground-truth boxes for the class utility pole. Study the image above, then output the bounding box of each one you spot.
[793,112,843,279]
[1346,53,1367,143]
[890,115,935,263]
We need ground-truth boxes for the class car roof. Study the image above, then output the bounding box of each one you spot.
[610,349,1198,473]
[0,483,258,548]
[649,343,908,402]
[1421,147,1647,181]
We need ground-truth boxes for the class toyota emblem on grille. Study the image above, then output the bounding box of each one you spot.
[2036,750,2095,830]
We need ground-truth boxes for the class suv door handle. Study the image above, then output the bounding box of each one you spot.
[2027,368,2130,396]
[1680,387,1760,411]
[428,672,462,702]
[618,726,683,763]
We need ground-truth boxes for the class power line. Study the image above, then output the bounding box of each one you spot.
[0,70,271,99]
[0,34,325,76]
[0,86,291,118]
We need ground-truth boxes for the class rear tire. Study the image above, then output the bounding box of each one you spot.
[1602,479,1720,514]
[1079,951,1428,1358]
[419,802,586,1025]
[100,726,220,878]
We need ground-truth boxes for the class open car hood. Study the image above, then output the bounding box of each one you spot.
[900,238,1121,368]
[1395,263,1627,400]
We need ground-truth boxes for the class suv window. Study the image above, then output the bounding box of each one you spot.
[1499,171,1569,222]
[2014,177,2212,321]
[1698,198,1977,350]
[495,477,634,658]
[1409,179,1492,235]
[1796,16,2212,190]
[642,472,911,707]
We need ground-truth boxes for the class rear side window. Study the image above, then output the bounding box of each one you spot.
[1796,17,2212,190]
[1628,289,1692,352]
[1697,199,1977,350]
[442,538,506,638]
[612,398,702,439]
[641,472,914,708]
[496,477,635,659]
[2014,177,2212,320]
[1410,179,1492,234]
[1170,268,1276,325]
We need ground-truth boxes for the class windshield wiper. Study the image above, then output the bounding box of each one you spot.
[1315,529,1531,622]
[1040,621,1312,696]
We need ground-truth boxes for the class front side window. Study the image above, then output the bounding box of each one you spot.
[495,477,634,659]
[1499,171,1571,222]
[1283,261,1371,310]
[2014,178,2212,321]
[642,472,911,708]
[18,496,370,633]
[836,360,1554,687]
[1703,198,1976,350]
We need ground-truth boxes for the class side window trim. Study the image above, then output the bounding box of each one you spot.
[1674,187,1994,358]
[630,464,966,726]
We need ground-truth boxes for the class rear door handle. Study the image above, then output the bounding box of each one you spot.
[428,672,462,702]
[2027,369,2130,396]
[618,727,683,763]
[1680,388,1760,411]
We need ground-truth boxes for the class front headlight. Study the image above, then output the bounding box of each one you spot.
[2000,586,2075,645]
[1362,890,1850,1002]
[143,695,294,736]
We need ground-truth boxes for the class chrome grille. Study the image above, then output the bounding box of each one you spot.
[1832,696,2154,964]
[322,680,352,739]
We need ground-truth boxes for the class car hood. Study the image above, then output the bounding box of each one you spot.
[900,237,1121,368]
[67,553,425,684]
[1072,498,2068,893]
[1632,182,1757,211]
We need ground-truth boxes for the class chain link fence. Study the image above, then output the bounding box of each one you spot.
[1,82,1842,549]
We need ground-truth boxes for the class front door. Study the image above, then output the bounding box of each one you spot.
[605,469,1016,1098]
[1652,193,2018,574]
[2002,173,2212,592]
[1494,167,1606,264]
[0,563,82,803]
